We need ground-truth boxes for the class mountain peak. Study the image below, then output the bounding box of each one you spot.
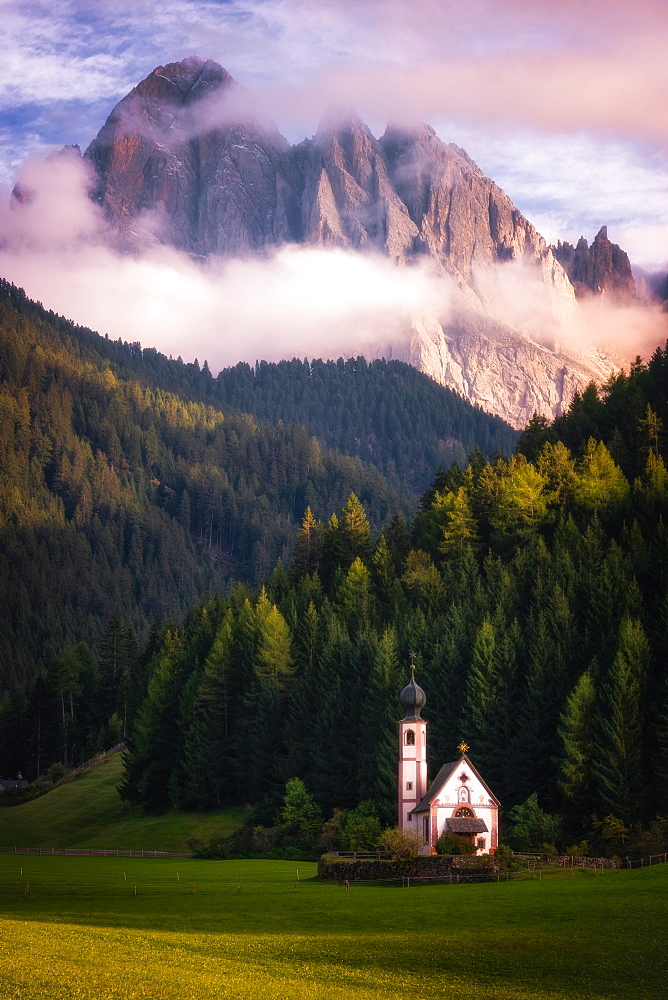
[133,57,237,106]
[553,227,635,303]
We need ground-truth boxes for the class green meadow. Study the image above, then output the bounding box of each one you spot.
[0,856,665,1000]
[0,755,665,999]
[0,754,243,852]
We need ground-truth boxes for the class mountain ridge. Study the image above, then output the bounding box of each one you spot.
[12,56,644,427]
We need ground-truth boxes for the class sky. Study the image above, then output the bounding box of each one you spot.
[1,0,667,265]
[0,0,666,372]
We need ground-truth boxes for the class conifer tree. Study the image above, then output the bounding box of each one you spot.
[558,670,597,821]
[575,439,630,512]
[120,628,186,810]
[254,588,293,688]
[339,493,372,565]
[336,557,373,633]
[289,507,323,582]
[177,610,236,808]
[461,615,499,773]
[594,617,647,822]
[438,487,479,557]
[356,626,400,822]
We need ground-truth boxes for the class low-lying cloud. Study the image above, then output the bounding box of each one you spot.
[0,150,665,388]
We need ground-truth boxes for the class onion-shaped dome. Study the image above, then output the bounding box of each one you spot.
[399,666,426,720]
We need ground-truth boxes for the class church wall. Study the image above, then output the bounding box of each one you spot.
[430,759,499,855]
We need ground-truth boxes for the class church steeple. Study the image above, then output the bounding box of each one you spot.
[399,662,426,720]
[397,661,428,837]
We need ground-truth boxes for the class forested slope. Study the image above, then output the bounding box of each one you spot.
[0,280,401,700]
[215,357,517,493]
[116,351,668,850]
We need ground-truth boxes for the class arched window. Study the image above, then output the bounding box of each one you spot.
[405,729,415,746]
[455,807,474,818]
[459,786,470,803]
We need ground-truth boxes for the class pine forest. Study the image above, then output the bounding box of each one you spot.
[1,279,668,857]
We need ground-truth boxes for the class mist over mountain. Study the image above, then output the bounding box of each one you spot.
[8,56,665,429]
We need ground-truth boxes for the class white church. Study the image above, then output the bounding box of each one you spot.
[398,668,500,856]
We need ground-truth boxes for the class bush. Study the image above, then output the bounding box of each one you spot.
[490,844,525,872]
[340,801,382,851]
[565,840,592,857]
[45,762,68,783]
[0,781,50,808]
[377,826,423,859]
[435,833,476,856]
[506,794,562,852]
[318,809,347,852]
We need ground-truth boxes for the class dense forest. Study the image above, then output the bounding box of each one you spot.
[215,357,516,493]
[0,280,515,703]
[2,278,668,854]
[0,281,411,697]
[4,328,668,853]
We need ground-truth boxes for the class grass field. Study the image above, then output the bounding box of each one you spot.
[0,755,665,999]
[0,855,665,1000]
[0,754,243,852]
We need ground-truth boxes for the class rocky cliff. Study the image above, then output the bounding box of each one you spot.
[553,226,636,303]
[84,57,298,254]
[50,57,631,427]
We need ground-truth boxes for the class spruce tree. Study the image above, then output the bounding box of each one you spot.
[177,610,236,808]
[558,670,597,824]
[356,626,400,822]
[594,617,647,823]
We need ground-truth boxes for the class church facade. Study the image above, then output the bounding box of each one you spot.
[398,670,500,856]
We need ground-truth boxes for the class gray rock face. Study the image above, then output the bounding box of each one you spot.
[380,124,549,281]
[84,57,297,254]
[553,226,636,303]
[83,58,560,282]
[392,315,617,431]
[78,57,630,427]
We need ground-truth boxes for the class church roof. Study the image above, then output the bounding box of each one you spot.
[411,754,501,813]
[446,817,488,834]
[399,667,426,721]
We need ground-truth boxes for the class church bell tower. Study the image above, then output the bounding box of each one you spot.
[398,665,428,832]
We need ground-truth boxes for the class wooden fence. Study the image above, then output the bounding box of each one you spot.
[0,847,190,858]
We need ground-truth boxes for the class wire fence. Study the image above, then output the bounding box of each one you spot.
[0,864,315,898]
[0,847,190,858]
[0,848,665,899]
[0,853,664,899]
[67,743,126,776]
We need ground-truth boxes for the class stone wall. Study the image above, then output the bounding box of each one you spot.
[318,854,494,882]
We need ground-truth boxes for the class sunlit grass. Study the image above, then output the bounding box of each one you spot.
[0,754,243,852]
[0,858,665,999]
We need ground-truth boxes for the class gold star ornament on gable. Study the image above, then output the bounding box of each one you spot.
[458,741,470,753]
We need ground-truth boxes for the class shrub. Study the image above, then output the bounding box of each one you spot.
[318,809,347,852]
[340,801,382,852]
[377,826,423,859]
[435,833,476,856]
[506,793,562,851]
[490,844,525,872]
[45,762,68,783]
[565,840,592,857]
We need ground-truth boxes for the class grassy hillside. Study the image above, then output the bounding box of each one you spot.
[0,753,243,852]
[0,857,665,999]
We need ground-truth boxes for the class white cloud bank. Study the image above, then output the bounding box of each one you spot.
[1,153,664,381]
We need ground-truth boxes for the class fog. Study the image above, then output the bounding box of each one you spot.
[0,147,665,379]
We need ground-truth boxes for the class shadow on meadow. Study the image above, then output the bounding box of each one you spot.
[1,866,666,1000]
